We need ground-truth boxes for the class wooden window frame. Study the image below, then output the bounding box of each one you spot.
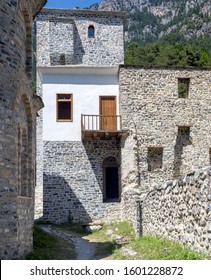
[57,94,73,122]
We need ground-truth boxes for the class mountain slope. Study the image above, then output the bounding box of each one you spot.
[90,0,211,44]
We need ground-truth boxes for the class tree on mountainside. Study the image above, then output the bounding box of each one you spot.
[125,40,211,67]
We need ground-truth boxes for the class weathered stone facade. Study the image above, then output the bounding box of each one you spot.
[36,9,126,67]
[122,166,211,255]
[120,66,211,188]
[35,8,211,256]
[119,65,211,254]
[42,140,121,223]
[143,167,211,254]
[0,0,45,260]
[35,9,125,222]
[35,70,44,219]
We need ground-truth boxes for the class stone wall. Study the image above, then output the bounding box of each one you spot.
[140,166,210,255]
[122,166,211,255]
[42,139,122,224]
[17,197,34,257]
[119,66,211,188]
[49,18,75,65]
[35,72,44,219]
[0,0,45,259]
[36,9,125,67]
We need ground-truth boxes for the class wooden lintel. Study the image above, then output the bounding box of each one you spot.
[82,130,127,140]
[93,132,97,139]
[105,132,110,139]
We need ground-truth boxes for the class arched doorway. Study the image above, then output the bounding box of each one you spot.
[103,157,120,202]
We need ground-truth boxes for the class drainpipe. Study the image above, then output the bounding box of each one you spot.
[135,200,143,237]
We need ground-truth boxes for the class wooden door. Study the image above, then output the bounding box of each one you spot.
[100,96,116,130]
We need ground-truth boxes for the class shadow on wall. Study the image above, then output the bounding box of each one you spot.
[173,127,192,178]
[74,22,85,65]
[43,173,92,224]
[82,139,121,202]
[42,140,121,225]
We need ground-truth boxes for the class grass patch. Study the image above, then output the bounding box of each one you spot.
[84,222,209,260]
[87,221,135,242]
[112,235,209,260]
[27,221,210,260]
[26,225,76,260]
[107,221,135,239]
[83,221,134,259]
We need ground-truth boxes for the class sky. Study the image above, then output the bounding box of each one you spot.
[45,0,100,9]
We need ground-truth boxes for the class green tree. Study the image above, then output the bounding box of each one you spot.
[125,40,211,68]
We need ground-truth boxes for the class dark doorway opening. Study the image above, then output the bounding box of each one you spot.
[103,157,120,202]
[105,167,119,199]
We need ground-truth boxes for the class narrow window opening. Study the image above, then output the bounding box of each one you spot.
[209,148,211,164]
[57,94,73,121]
[173,126,192,178]
[60,54,66,65]
[177,126,191,143]
[147,147,163,171]
[88,25,95,38]
[103,157,120,202]
[178,78,190,98]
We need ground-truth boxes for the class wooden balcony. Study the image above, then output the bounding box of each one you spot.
[81,114,125,140]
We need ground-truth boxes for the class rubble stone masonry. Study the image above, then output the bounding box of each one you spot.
[42,140,122,224]
[120,65,211,255]
[0,0,45,259]
[36,9,125,67]
[143,166,211,255]
[120,66,211,188]
[122,166,211,255]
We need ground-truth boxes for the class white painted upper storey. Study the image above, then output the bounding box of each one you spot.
[39,66,119,141]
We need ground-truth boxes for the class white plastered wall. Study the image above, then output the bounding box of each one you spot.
[41,67,119,141]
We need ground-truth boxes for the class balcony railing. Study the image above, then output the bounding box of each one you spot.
[81,114,123,139]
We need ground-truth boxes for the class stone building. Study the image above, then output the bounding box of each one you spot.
[120,65,211,189]
[0,0,46,260]
[36,8,211,252]
[35,8,126,223]
[119,66,211,255]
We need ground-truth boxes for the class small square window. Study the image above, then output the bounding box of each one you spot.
[147,147,163,171]
[178,126,190,139]
[57,94,73,122]
[176,126,192,146]
[178,78,190,98]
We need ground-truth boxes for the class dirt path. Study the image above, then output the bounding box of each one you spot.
[40,225,98,260]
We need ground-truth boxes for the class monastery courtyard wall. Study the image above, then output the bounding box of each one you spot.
[120,65,211,255]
